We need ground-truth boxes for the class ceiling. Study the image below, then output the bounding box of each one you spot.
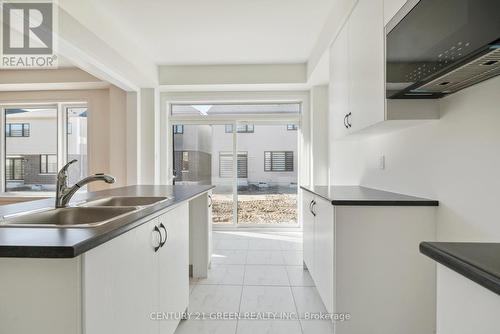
[59,0,336,66]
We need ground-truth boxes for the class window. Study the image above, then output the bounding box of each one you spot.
[5,123,30,137]
[171,103,301,116]
[5,157,25,180]
[287,124,298,131]
[40,155,58,174]
[173,125,184,134]
[225,124,254,133]
[182,151,189,171]
[3,105,88,193]
[264,151,294,172]
[219,152,248,178]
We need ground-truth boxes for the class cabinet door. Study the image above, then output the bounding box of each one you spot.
[84,218,160,334]
[313,197,335,314]
[302,191,315,277]
[330,22,350,139]
[158,203,190,334]
[348,0,385,132]
[384,0,408,25]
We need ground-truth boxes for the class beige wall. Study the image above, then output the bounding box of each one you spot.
[0,87,128,191]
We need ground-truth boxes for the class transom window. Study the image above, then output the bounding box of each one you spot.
[5,123,30,137]
[225,124,254,133]
[264,151,294,172]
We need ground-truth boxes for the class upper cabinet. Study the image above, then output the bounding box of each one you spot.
[329,0,439,139]
[347,0,385,133]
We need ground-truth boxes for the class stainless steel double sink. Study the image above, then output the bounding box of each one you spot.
[0,196,169,228]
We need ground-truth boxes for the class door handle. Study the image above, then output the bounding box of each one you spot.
[347,112,352,128]
[153,225,162,252]
[208,194,213,208]
[159,223,167,248]
[343,114,349,129]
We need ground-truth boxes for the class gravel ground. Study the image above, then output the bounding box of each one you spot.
[212,193,297,225]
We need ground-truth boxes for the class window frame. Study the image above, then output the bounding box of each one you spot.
[264,151,294,172]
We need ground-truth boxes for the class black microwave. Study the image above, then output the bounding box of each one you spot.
[386,0,500,99]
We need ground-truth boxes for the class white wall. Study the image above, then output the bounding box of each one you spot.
[332,75,500,241]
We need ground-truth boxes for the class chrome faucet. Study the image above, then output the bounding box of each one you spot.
[55,159,115,208]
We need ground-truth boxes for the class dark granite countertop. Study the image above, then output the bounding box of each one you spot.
[0,185,214,258]
[420,242,500,296]
[300,185,439,206]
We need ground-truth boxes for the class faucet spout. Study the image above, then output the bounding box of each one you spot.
[55,161,116,208]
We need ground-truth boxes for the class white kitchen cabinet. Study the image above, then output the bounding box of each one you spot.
[302,188,437,334]
[84,217,160,334]
[330,22,350,139]
[0,203,191,334]
[302,190,316,278]
[85,203,189,334]
[347,0,385,133]
[301,192,334,314]
[313,196,334,314]
[329,0,438,138]
[158,204,190,334]
[437,265,500,334]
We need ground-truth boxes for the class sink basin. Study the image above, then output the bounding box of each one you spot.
[82,196,169,207]
[0,207,137,228]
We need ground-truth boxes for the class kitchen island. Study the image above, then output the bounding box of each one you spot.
[0,185,214,334]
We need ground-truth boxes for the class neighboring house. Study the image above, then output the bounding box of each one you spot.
[173,124,298,188]
[4,108,87,192]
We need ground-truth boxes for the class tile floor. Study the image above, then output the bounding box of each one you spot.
[175,230,334,334]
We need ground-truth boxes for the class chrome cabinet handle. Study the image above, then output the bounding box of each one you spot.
[208,194,213,208]
[309,200,316,217]
[159,223,167,248]
[344,114,349,129]
[347,112,352,128]
[153,225,162,252]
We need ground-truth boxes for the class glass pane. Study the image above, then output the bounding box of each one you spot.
[67,106,88,185]
[5,108,57,192]
[237,124,298,225]
[171,103,301,116]
[172,124,234,225]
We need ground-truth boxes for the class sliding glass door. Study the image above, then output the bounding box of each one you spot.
[172,123,235,225]
[172,121,299,227]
